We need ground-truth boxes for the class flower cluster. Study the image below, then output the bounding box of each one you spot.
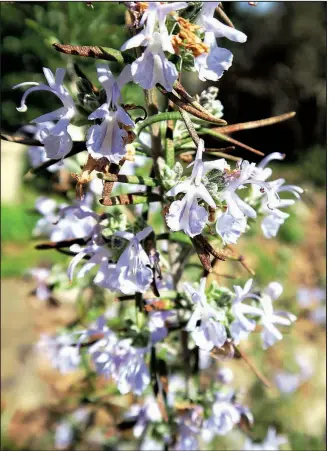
[166,140,303,242]
[12,2,306,450]
[122,1,247,89]
[183,277,296,350]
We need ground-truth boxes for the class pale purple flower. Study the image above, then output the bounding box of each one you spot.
[33,196,99,242]
[264,178,304,211]
[184,278,227,351]
[309,305,326,325]
[167,374,186,408]
[121,2,187,91]
[261,211,289,239]
[13,68,75,162]
[274,353,314,394]
[242,427,287,450]
[216,212,247,244]
[110,226,154,294]
[202,391,241,442]
[196,2,247,43]
[220,160,270,220]
[29,267,51,301]
[194,2,246,81]
[174,405,203,451]
[166,139,227,237]
[258,282,297,349]
[130,32,178,92]
[55,421,73,450]
[194,31,233,81]
[109,340,150,395]
[199,349,212,370]
[68,242,114,289]
[217,367,234,384]
[22,123,62,172]
[251,153,303,238]
[230,279,263,344]
[36,333,81,374]
[87,64,134,163]
[148,309,175,343]
[297,287,325,308]
[125,396,162,438]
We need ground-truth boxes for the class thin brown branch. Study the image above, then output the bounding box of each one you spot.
[234,344,271,388]
[53,44,125,64]
[216,5,235,28]
[213,112,296,135]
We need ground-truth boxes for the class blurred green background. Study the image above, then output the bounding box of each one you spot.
[1,2,326,451]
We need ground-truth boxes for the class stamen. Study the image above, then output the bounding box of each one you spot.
[172,17,209,57]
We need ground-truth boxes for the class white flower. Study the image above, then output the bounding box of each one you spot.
[261,211,289,239]
[148,309,175,343]
[109,340,150,395]
[86,64,134,163]
[13,68,75,162]
[249,152,303,238]
[196,2,247,43]
[110,226,154,294]
[216,212,247,244]
[121,2,187,91]
[202,391,241,442]
[166,139,227,237]
[130,32,178,91]
[220,160,269,219]
[264,178,304,211]
[33,196,99,242]
[258,282,297,349]
[68,242,114,289]
[184,278,227,351]
[174,405,203,451]
[194,32,233,81]
[22,123,62,172]
[194,2,246,81]
[242,427,287,451]
[229,279,263,344]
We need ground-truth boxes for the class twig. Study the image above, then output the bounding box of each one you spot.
[234,344,271,388]
[200,128,265,156]
[216,5,235,28]
[178,107,200,147]
[213,112,296,135]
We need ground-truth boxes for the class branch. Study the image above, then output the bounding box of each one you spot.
[100,193,162,206]
[98,173,159,187]
[234,344,271,388]
[212,112,296,135]
[136,111,182,135]
[199,128,265,157]
[52,43,133,64]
